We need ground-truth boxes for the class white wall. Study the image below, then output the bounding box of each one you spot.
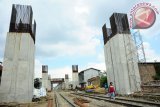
[0,33,35,103]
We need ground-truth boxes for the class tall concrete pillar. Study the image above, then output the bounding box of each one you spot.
[42,65,48,91]
[72,65,79,89]
[102,13,141,95]
[0,4,36,103]
[47,75,51,91]
[65,74,69,89]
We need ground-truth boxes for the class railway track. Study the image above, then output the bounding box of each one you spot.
[55,91,77,107]
[72,92,160,107]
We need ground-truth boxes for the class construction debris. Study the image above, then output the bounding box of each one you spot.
[74,97,90,107]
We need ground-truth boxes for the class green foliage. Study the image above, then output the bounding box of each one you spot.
[100,76,107,87]
[153,64,160,80]
[153,75,160,80]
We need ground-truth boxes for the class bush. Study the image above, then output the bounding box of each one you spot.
[100,76,107,87]
[153,75,160,80]
[153,64,160,80]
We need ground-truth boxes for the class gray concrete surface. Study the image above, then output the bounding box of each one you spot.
[0,33,35,103]
[104,34,141,94]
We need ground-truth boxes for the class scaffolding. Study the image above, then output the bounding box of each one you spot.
[132,30,146,62]
[131,30,151,85]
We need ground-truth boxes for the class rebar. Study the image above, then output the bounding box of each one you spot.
[9,4,36,43]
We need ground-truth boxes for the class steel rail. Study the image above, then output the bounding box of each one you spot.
[55,92,77,107]
[54,92,59,107]
[72,93,160,107]
[59,93,77,107]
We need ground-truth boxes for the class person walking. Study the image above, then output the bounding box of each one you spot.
[108,82,115,99]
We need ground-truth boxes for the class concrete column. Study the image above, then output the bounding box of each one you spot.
[104,34,141,94]
[47,75,51,91]
[72,65,79,89]
[0,33,35,103]
[65,74,69,89]
[51,83,53,90]
[42,65,48,91]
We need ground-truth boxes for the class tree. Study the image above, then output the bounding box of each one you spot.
[100,76,107,87]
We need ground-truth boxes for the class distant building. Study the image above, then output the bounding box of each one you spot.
[79,68,102,87]
[87,76,100,86]
[138,62,160,84]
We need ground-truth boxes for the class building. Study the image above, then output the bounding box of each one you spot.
[87,76,100,86]
[79,68,102,87]
[138,62,160,84]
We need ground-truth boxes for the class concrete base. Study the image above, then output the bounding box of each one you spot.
[104,34,141,95]
[47,80,51,91]
[65,79,69,89]
[72,73,79,89]
[0,33,35,103]
[42,73,48,91]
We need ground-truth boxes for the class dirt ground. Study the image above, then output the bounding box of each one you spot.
[0,92,55,107]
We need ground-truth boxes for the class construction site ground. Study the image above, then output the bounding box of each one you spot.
[0,92,55,107]
[0,90,160,107]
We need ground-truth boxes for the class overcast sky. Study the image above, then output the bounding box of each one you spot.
[0,0,160,80]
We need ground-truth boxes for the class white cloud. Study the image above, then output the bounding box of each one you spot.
[0,58,3,62]
[37,36,100,58]
[74,6,89,15]
[34,59,43,78]
[97,52,105,62]
[85,62,106,71]
[140,16,160,39]
[36,25,101,58]
[0,0,140,60]
[143,42,160,62]
[49,66,72,81]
